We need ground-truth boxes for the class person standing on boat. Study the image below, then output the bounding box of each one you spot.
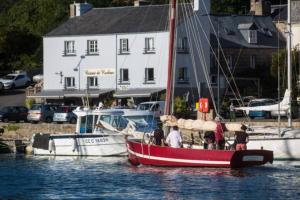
[235,124,249,151]
[166,126,182,148]
[153,122,165,146]
[229,102,236,122]
[214,117,225,150]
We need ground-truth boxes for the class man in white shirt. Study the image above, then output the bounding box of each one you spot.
[166,126,182,148]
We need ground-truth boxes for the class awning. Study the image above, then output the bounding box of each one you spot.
[28,89,114,99]
[113,88,165,98]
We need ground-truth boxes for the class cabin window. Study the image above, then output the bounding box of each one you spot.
[177,67,189,83]
[250,55,256,69]
[87,76,98,88]
[64,41,76,56]
[79,115,94,133]
[64,77,75,89]
[144,37,155,53]
[249,30,257,44]
[177,37,188,53]
[87,40,98,55]
[120,39,129,54]
[120,68,129,83]
[145,68,154,83]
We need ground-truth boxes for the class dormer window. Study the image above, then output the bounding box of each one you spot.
[249,30,257,44]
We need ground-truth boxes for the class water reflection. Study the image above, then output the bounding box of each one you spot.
[1,154,300,199]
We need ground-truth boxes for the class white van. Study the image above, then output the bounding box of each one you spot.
[137,101,165,118]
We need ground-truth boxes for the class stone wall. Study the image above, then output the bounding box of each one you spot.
[0,123,75,140]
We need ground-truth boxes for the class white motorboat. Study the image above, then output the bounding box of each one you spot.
[32,108,157,156]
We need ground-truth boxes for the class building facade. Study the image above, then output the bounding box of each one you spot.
[31,1,211,106]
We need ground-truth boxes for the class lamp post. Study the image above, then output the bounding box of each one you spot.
[74,55,85,90]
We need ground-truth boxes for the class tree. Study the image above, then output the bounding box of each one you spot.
[271,47,300,99]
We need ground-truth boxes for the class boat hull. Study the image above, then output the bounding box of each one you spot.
[246,137,300,160]
[32,133,127,156]
[126,140,273,168]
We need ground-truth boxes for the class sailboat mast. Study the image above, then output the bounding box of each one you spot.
[165,0,177,115]
[287,0,292,127]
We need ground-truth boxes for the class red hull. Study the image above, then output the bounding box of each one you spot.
[127,140,273,168]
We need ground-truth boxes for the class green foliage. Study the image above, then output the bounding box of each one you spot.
[174,96,187,114]
[271,48,300,98]
[25,98,36,109]
[3,124,20,132]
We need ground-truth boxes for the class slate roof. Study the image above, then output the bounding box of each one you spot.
[210,15,286,49]
[46,4,195,37]
[271,1,300,22]
[271,4,287,22]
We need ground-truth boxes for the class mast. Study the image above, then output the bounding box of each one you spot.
[165,0,177,115]
[287,0,292,127]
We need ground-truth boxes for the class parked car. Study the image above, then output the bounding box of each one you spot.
[136,101,165,118]
[53,106,77,124]
[248,99,276,119]
[0,106,28,123]
[0,72,31,89]
[27,104,59,123]
[32,74,43,83]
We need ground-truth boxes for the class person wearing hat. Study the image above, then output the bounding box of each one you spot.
[214,117,226,150]
[153,122,165,146]
[234,124,249,151]
[166,126,182,148]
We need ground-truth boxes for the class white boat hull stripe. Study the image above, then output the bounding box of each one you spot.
[128,149,231,165]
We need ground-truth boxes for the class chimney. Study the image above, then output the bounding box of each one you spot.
[70,2,93,18]
[250,0,271,16]
[134,0,140,7]
[134,0,150,7]
[193,0,210,14]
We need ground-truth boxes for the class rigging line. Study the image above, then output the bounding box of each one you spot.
[182,1,218,113]
[185,6,221,113]
[177,3,197,103]
[199,0,244,103]
[183,0,218,111]
[181,2,201,99]
[192,13,243,108]
[171,0,180,114]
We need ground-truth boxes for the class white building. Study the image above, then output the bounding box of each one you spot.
[31,0,211,106]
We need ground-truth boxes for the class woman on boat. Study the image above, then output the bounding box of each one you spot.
[234,124,249,151]
[152,122,165,146]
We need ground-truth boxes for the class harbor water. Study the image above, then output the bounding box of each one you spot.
[0,154,300,199]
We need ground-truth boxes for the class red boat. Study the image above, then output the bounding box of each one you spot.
[127,139,273,168]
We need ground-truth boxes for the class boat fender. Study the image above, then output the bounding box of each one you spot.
[49,139,55,153]
[72,138,78,152]
[25,145,33,155]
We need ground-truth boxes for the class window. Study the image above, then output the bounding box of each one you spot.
[64,77,75,88]
[120,39,129,54]
[144,37,155,53]
[177,37,188,53]
[120,68,129,83]
[145,68,154,83]
[87,76,98,88]
[177,67,189,83]
[87,40,98,55]
[64,41,76,55]
[249,30,257,44]
[211,75,217,86]
[250,55,256,69]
